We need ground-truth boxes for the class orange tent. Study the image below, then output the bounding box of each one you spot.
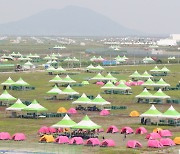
[129,111,140,117]
[57,107,67,113]
[39,135,55,143]
[174,137,180,145]
[153,128,163,133]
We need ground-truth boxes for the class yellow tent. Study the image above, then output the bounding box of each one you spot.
[153,128,163,133]
[39,135,55,143]
[57,107,67,113]
[174,137,180,145]
[129,110,140,117]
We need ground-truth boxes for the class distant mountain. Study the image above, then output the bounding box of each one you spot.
[0,6,142,36]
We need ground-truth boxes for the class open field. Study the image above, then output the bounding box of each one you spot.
[0,63,179,153]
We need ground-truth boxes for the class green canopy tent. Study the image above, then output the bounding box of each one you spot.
[18,56,32,61]
[72,115,101,130]
[1,77,15,87]
[81,81,89,85]
[150,66,161,72]
[46,66,56,73]
[97,56,104,61]
[141,71,153,78]
[90,94,111,106]
[0,90,17,105]
[101,81,117,90]
[62,75,76,83]
[49,75,63,84]
[72,93,91,104]
[22,99,48,112]
[90,73,106,81]
[104,73,117,81]
[13,78,30,87]
[153,89,170,99]
[129,71,141,78]
[90,56,97,61]
[142,78,156,86]
[62,85,79,95]
[47,85,62,95]
[6,99,27,112]
[86,64,95,70]
[95,65,104,70]
[54,66,66,73]
[52,114,77,128]
[116,82,131,90]
[154,78,170,87]
[43,55,51,61]
[160,105,180,119]
[136,88,154,99]
[72,57,79,62]
[64,57,72,62]
[160,66,170,72]
[140,105,162,117]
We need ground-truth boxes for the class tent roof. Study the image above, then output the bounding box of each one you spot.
[140,105,162,117]
[1,77,15,86]
[47,85,62,94]
[153,89,170,99]
[136,88,154,98]
[49,75,63,83]
[101,81,117,89]
[91,73,105,80]
[6,99,27,111]
[141,71,153,78]
[62,75,76,83]
[142,78,156,86]
[104,73,117,80]
[52,114,77,128]
[150,66,161,72]
[154,78,170,87]
[161,106,180,119]
[91,94,111,105]
[160,66,170,72]
[13,78,30,86]
[72,93,91,104]
[116,82,131,90]
[72,115,101,130]
[129,71,141,78]
[0,90,17,101]
[62,85,79,95]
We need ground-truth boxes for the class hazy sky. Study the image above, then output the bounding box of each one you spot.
[0,0,180,34]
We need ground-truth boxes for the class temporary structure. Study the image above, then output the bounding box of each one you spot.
[129,111,140,117]
[62,75,76,83]
[106,125,119,133]
[85,138,100,146]
[72,115,101,130]
[49,75,63,83]
[153,89,170,99]
[57,107,67,113]
[154,78,170,87]
[146,133,161,140]
[0,90,17,101]
[101,81,117,90]
[47,85,62,95]
[120,127,134,134]
[142,78,156,86]
[147,140,163,148]
[39,135,55,143]
[141,71,153,78]
[1,77,15,86]
[101,139,115,147]
[90,73,106,80]
[13,78,30,87]
[6,99,27,111]
[160,66,170,72]
[160,105,180,119]
[140,105,162,117]
[150,66,161,72]
[62,85,79,95]
[72,93,91,104]
[52,114,77,128]
[116,82,131,90]
[135,127,147,134]
[91,94,111,105]
[136,88,154,99]
[12,133,26,141]
[22,99,48,112]
[104,73,117,81]
[129,71,141,78]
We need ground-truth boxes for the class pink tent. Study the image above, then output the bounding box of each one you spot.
[48,127,56,133]
[148,140,164,148]
[137,80,144,85]
[131,82,138,86]
[0,132,11,140]
[160,138,175,146]
[69,137,84,145]
[126,140,142,148]
[96,82,104,86]
[55,136,69,144]
[146,133,161,140]
[12,133,26,141]
[120,127,134,134]
[67,108,77,114]
[96,128,104,133]
[125,82,131,86]
[106,125,119,133]
[86,138,100,146]
[135,127,147,134]
[38,126,49,134]
[159,130,172,137]
[100,109,110,116]
[101,139,115,147]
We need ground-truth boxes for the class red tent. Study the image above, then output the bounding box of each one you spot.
[101,139,115,147]
[86,138,100,146]
[126,140,142,148]
[159,130,172,137]
[0,132,11,140]
[120,127,134,134]
[148,140,163,148]
[160,138,175,146]
[146,133,161,140]
[69,137,84,145]
[67,108,77,114]
[12,133,26,141]
[135,127,147,134]
[55,136,69,144]
[106,125,119,133]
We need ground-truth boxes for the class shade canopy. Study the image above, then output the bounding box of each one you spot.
[116,82,131,90]
[86,64,95,70]
[72,115,101,130]
[1,77,15,86]
[62,75,76,83]
[160,106,180,119]
[90,73,105,80]
[142,78,156,86]
[150,66,161,72]
[6,99,27,111]
[141,71,153,78]
[72,93,91,104]
[49,75,63,83]
[54,66,66,72]
[24,61,34,66]
[13,78,30,86]
[160,66,170,72]
[136,88,154,98]
[52,114,77,128]
[140,105,162,117]
[129,71,141,78]
[104,73,117,80]
[154,78,170,87]
[62,85,79,95]
[0,90,17,101]
[22,99,48,112]
[91,94,111,105]
[47,85,62,95]
[101,81,117,90]
[153,89,170,99]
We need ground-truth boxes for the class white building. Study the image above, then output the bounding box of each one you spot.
[157,39,177,46]
[170,34,180,42]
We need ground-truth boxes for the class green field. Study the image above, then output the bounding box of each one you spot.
[0,63,179,153]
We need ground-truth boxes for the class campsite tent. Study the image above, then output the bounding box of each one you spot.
[142,78,156,86]
[150,66,161,72]
[146,133,161,140]
[106,125,119,133]
[22,99,48,112]
[129,111,140,117]
[6,99,27,111]
[160,66,170,72]
[129,71,141,78]
[159,130,172,137]
[160,138,175,146]
[120,127,134,134]
[116,82,131,90]
[62,75,76,83]
[39,135,55,143]
[90,73,106,80]
[141,71,153,78]
[104,73,117,81]
[69,137,84,145]
[0,132,11,140]
[67,108,77,114]
[126,140,142,148]
[101,139,115,147]
[72,115,101,130]
[13,78,30,87]
[38,126,50,134]
[12,133,26,141]
[135,127,147,134]
[101,81,117,90]
[154,78,170,87]
[85,138,100,146]
[173,137,180,145]
[55,136,69,144]
[153,128,163,133]
[57,107,67,113]
[147,140,163,148]
[52,114,77,128]
[100,109,110,116]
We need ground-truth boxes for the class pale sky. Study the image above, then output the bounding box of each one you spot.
[0,0,180,34]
